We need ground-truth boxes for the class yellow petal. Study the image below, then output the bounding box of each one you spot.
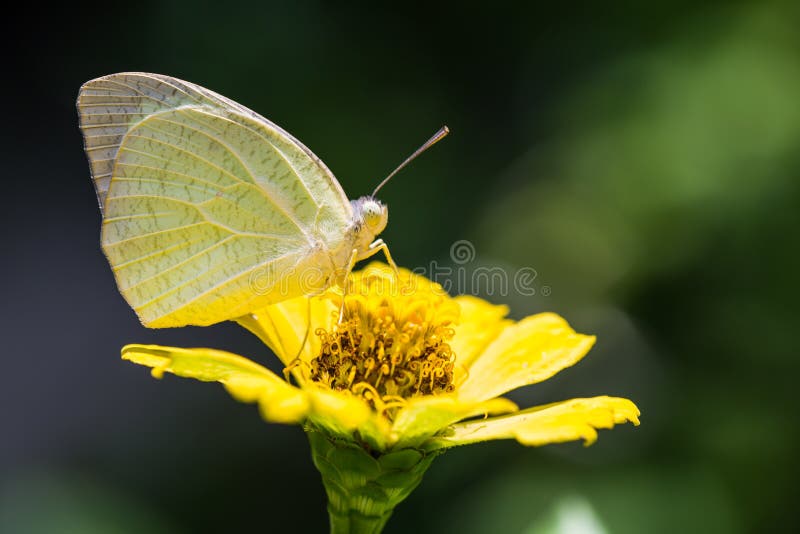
[121,344,308,424]
[450,296,512,373]
[430,396,640,448]
[357,261,448,297]
[235,295,338,371]
[390,395,518,448]
[457,313,595,403]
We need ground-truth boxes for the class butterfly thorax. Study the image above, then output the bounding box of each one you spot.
[307,197,388,295]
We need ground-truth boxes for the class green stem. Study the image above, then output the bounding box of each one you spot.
[327,509,390,534]
[306,428,441,534]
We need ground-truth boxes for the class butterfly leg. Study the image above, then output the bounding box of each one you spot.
[335,241,400,323]
[337,248,360,323]
[360,239,404,289]
[361,239,399,275]
[296,297,313,367]
[285,286,331,382]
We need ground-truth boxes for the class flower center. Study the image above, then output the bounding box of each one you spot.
[309,296,457,413]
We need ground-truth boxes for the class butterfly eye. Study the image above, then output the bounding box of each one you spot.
[361,201,386,231]
[364,207,382,227]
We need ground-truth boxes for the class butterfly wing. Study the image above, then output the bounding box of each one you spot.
[78,73,352,327]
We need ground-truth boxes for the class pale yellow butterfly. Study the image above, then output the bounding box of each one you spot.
[77,72,448,328]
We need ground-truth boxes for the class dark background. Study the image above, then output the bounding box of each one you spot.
[3,1,799,532]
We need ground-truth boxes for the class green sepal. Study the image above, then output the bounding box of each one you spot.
[307,427,442,534]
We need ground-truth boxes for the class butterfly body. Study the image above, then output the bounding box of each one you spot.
[78,73,390,328]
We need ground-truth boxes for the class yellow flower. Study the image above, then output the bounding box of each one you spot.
[123,263,640,452]
[123,263,639,532]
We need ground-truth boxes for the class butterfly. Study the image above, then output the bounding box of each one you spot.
[77,72,447,328]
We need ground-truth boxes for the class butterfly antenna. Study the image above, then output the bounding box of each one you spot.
[371,125,450,197]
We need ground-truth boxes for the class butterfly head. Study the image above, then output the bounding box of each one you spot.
[352,196,388,238]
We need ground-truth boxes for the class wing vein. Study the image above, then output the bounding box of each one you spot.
[119,137,247,185]
[103,211,175,223]
[111,232,215,270]
[144,114,314,238]
[184,109,322,208]
[103,221,212,247]
[138,249,304,310]
[114,170,227,192]
[120,234,237,291]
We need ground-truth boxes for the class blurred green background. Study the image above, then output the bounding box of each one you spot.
[2,1,798,532]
